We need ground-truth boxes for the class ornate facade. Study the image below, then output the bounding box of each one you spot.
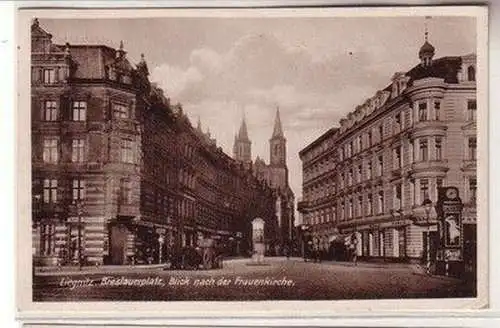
[31,19,277,266]
[298,37,477,262]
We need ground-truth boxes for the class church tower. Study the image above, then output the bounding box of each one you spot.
[269,108,288,189]
[233,114,252,163]
[270,108,287,166]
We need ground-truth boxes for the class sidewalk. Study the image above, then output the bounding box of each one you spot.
[35,257,249,276]
[304,258,463,282]
[35,263,167,276]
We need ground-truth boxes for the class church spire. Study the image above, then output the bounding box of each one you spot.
[233,113,252,163]
[238,113,250,141]
[196,116,202,132]
[272,107,284,138]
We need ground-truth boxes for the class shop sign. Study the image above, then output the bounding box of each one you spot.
[442,203,463,213]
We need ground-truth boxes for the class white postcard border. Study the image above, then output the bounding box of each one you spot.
[15,5,489,319]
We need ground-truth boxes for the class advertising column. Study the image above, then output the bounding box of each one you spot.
[252,218,265,264]
[436,186,464,277]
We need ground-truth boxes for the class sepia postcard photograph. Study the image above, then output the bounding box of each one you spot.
[16,5,488,318]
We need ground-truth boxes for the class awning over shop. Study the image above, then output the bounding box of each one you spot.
[329,233,352,243]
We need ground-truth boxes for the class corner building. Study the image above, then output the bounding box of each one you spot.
[31,20,276,266]
[298,38,477,262]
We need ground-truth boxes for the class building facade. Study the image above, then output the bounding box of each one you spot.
[31,19,277,266]
[298,37,477,263]
[233,109,296,254]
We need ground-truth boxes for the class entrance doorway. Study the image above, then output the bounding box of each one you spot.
[109,224,128,265]
[463,223,477,282]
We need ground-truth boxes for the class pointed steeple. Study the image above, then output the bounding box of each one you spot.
[137,53,149,76]
[196,116,202,132]
[238,113,250,141]
[233,113,252,163]
[272,107,284,138]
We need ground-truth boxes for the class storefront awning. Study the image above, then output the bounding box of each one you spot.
[329,233,352,242]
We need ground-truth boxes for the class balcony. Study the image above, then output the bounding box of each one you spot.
[118,203,140,218]
[410,159,449,174]
[390,167,403,179]
[461,159,476,171]
[410,120,447,138]
[410,204,438,226]
[108,119,139,133]
[60,121,88,133]
[297,199,309,211]
[87,121,106,132]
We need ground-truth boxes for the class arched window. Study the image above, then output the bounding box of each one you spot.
[467,65,476,82]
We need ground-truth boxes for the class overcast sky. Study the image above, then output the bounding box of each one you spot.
[40,16,476,203]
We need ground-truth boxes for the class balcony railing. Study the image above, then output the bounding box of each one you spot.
[462,159,477,170]
[410,159,449,173]
[297,199,309,211]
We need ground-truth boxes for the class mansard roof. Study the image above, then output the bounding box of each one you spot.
[406,56,462,84]
[63,44,135,80]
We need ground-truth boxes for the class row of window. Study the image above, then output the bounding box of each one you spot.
[304,135,476,185]
[305,176,477,226]
[38,178,86,204]
[40,100,132,122]
[41,137,136,164]
[34,66,136,86]
[33,67,65,85]
[303,98,477,166]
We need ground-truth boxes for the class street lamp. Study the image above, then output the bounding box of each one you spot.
[422,198,433,274]
[301,224,310,259]
[158,234,164,264]
[32,194,42,229]
[235,232,242,256]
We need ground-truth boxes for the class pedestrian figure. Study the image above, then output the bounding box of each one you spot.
[284,243,290,260]
[350,233,358,266]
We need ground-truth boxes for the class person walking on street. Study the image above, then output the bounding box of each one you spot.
[350,233,358,266]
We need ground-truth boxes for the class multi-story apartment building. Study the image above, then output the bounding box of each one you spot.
[298,37,477,263]
[31,19,276,266]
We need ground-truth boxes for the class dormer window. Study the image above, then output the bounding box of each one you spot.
[395,112,402,132]
[399,80,407,92]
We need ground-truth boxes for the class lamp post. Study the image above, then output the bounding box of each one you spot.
[301,224,309,259]
[236,232,242,256]
[32,194,41,276]
[422,198,433,275]
[32,194,42,229]
[158,234,164,264]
